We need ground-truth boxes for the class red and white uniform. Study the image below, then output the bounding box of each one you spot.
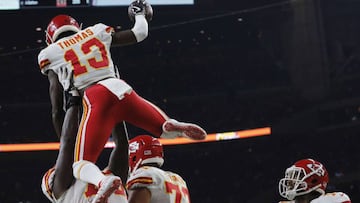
[38,23,117,90]
[127,166,191,203]
[38,23,167,162]
[41,167,128,203]
[279,192,351,203]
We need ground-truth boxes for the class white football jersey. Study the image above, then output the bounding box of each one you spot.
[41,167,128,203]
[127,166,191,203]
[279,192,351,203]
[38,23,116,90]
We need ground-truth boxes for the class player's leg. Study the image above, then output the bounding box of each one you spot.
[119,91,207,140]
[72,85,121,203]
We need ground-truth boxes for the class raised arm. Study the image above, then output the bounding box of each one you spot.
[46,66,81,198]
[52,104,80,198]
[111,0,152,47]
[47,70,65,139]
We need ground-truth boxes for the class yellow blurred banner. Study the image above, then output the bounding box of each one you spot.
[0,127,271,152]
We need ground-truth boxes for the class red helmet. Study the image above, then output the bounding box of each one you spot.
[45,14,81,45]
[129,135,164,174]
[279,158,329,200]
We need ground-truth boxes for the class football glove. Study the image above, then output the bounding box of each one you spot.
[129,0,146,16]
[128,0,153,22]
[58,66,73,91]
[58,66,80,110]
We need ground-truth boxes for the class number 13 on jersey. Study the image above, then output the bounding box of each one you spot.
[65,38,110,77]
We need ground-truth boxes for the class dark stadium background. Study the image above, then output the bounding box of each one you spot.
[0,0,359,202]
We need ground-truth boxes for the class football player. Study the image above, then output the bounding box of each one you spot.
[127,135,191,203]
[37,0,207,202]
[278,158,351,203]
[41,102,128,203]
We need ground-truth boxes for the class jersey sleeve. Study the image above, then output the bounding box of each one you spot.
[93,23,114,43]
[313,192,351,203]
[38,48,51,75]
[334,192,351,203]
[126,167,162,190]
[41,167,56,202]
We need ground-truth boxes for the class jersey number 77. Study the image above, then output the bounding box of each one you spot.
[165,181,190,203]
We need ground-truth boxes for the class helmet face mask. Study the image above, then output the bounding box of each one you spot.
[279,159,329,200]
[45,14,81,45]
[128,135,164,174]
[279,166,310,200]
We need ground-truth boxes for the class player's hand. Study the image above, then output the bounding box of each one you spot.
[129,0,146,16]
[59,66,80,109]
[58,66,73,91]
[128,0,153,22]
